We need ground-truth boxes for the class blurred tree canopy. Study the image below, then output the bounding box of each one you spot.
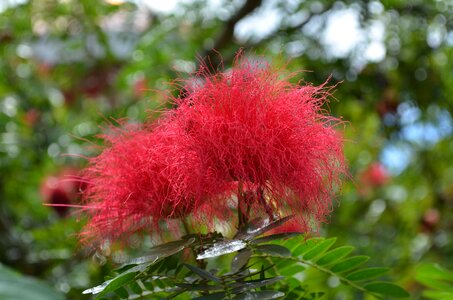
[1,0,452,298]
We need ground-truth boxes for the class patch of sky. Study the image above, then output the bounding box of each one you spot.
[381,103,452,173]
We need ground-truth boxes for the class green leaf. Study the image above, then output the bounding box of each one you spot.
[232,277,284,292]
[0,264,65,300]
[231,248,252,273]
[345,268,390,282]
[129,281,142,294]
[91,272,137,297]
[176,283,222,291]
[114,286,128,298]
[126,238,195,265]
[309,291,326,299]
[316,246,354,266]
[251,232,302,244]
[292,238,323,256]
[184,264,221,283]
[278,264,305,277]
[364,282,410,298]
[330,256,370,273]
[84,264,147,296]
[197,239,247,259]
[235,216,294,240]
[260,265,265,281]
[303,238,337,260]
[416,263,453,281]
[233,290,285,299]
[256,244,292,257]
[423,290,453,299]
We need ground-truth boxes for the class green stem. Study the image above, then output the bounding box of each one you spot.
[237,180,247,230]
[182,218,207,270]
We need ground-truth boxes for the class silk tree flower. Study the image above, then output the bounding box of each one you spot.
[173,58,346,230]
[80,121,227,244]
[80,56,346,244]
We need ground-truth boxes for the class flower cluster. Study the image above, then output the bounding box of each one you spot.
[80,56,346,245]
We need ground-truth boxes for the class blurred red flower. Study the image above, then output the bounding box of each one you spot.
[41,168,82,217]
[360,162,390,188]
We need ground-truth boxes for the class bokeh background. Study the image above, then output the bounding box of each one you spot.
[1,0,452,299]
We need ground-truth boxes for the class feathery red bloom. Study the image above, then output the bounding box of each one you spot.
[173,58,346,230]
[80,122,227,244]
[81,55,346,243]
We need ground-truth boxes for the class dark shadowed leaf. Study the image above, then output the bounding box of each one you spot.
[231,248,252,273]
[345,268,390,282]
[232,276,284,292]
[176,283,222,291]
[193,292,227,300]
[256,244,291,257]
[235,216,294,240]
[364,282,410,298]
[129,281,142,294]
[184,264,221,283]
[114,286,128,298]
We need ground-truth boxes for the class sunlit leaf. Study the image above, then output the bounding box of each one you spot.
[363,282,410,298]
[316,246,354,266]
[330,256,369,273]
[303,238,336,260]
[345,268,389,282]
[197,240,247,260]
[88,272,136,297]
[292,238,323,257]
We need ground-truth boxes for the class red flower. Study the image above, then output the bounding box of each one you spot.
[41,168,82,217]
[81,55,346,243]
[360,162,389,188]
[80,122,228,244]
[173,58,346,231]
[133,77,148,98]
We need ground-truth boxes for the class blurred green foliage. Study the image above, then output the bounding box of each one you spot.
[1,0,452,299]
